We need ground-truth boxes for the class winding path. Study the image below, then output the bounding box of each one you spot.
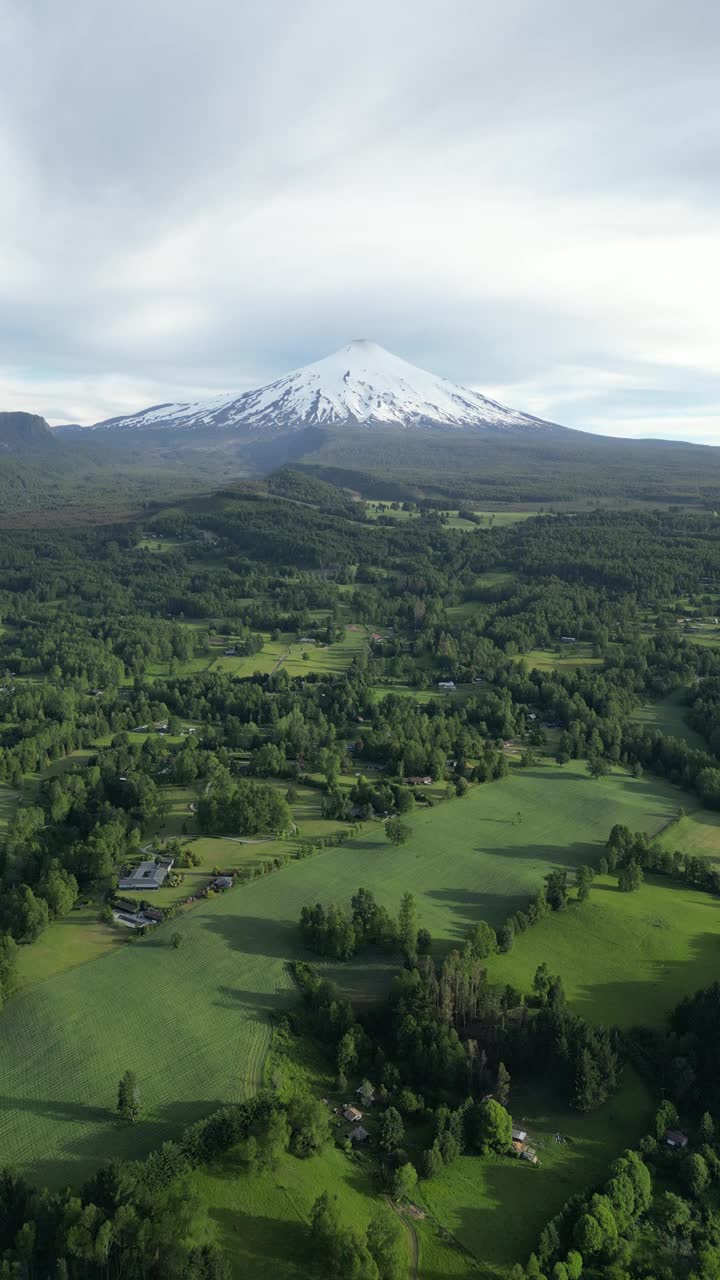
[384,1196,419,1280]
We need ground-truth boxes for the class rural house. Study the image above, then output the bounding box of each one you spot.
[665,1129,689,1149]
[343,1105,363,1123]
[512,1128,528,1143]
[349,1125,369,1143]
[119,856,174,891]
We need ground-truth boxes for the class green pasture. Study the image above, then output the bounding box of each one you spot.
[488,875,720,1028]
[419,1070,653,1276]
[520,646,603,673]
[136,537,187,553]
[208,624,368,679]
[0,761,686,1185]
[629,687,705,750]
[187,1145,382,1280]
[15,903,122,991]
[0,783,17,835]
[365,503,535,529]
[655,807,720,866]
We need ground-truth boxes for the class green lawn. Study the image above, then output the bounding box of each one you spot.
[487,875,720,1028]
[0,762,685,1186]
[419,1070,653,1276]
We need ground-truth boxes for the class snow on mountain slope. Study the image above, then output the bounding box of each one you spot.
[89,340,557,434]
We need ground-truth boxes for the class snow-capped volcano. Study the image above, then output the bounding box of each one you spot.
[87,340,557,434]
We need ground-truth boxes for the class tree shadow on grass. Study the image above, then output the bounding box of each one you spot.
[208,1207,308,1275]
[200,913,300,959]
[6,1095,225,1191]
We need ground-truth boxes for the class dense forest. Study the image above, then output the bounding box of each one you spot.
[0,473,719,1276]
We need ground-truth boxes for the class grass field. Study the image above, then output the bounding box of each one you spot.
[365,503,536,529]
[630,687,705,751]
[0,783,16,835]
[15,903,123,991]
[487,875,720,1028]
[521,646,603,673]
[419,1070,653,1276]
[187,1145,381,1280]
[0,761,685,1186]
[208,624,369,680]
[655,807,720,866]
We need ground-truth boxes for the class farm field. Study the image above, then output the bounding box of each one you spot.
[0,761,686,1186]
[629,687,705,750]
[487,875,720,1028]
[419,1070,654,1276]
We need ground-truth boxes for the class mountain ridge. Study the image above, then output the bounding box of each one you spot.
[0,411,59,454]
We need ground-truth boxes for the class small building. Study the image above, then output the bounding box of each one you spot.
[665,1129,689,1149]
[512,1127,528,1143]
[521,1149,539,1164]
[438,680,455,690]
[343,1106,363,1123]
[213,876,233,890]
[560,636,576,644]
[118,857,174,891]
[407,776,432,786]
[349,1125,369,1143]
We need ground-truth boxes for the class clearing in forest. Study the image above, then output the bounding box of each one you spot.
[487,874,720,1028]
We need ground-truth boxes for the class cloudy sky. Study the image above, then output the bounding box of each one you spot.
[1,0,718,440]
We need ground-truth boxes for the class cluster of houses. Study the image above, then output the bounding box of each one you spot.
[112,898,165,929]
[325,1084,375,1145]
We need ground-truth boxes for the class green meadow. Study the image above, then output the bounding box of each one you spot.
[0,761,686,1186]
[630,687,705,750]
[488,875,720,1028]
[521,646,603,673]
[655,806,720,866]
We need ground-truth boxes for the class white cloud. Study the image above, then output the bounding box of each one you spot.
[0,0,719,439]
